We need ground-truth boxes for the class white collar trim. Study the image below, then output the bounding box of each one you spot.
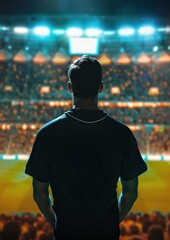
[66,112,108,124]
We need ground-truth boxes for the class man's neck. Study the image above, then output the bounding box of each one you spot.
[72,96,99,110]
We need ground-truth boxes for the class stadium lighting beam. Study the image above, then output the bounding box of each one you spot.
[85,28,102,37]
[66,28,83,37]
[118,28,135,36]
[14,27,29,34]
[53,29,65,35]
[2,26,10,31]
[165,27,170,32]
[158,27,170,32]
[138,26,155,35]
[103,31,115,36]
[33,27,50,36]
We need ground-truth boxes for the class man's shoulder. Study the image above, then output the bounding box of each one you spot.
[107,115,131,133]
[38,113,68,135]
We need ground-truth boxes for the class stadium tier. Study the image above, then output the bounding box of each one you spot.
[0,61,170,158]
[0,62,170,158]
[0,103,170,124]
[0,62,170,101]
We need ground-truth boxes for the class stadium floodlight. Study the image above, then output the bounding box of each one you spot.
[85,28,102,37]
[165,27,170,32]
[66,28,83,37]
[53,29,65,35]
[14,27,29,34]
[103,31,115,36]
[138,26,155,35]
[153,46,159,52]
[158,28,165,32]
[33,26,50,36]
[159,27,170,32]
[118,28,135,36]
[2,26,9,31]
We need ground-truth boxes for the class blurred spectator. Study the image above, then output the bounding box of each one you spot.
[131,236,143,240]
[147,224,165,240]
[142,213,152,234]
[1,221,21,240]
[130,225,140,235]
[23,226,36,240]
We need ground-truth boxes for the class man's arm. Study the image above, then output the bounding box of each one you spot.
[32,178,57,228]
[118,177,138,223]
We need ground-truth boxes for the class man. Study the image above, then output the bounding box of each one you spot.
[25,55,147,240]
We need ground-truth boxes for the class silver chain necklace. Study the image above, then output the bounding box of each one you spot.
[66,112,108,124]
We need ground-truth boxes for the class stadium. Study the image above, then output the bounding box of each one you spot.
[0,11,170,240]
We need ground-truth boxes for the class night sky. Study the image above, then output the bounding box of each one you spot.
[0,0,170,19]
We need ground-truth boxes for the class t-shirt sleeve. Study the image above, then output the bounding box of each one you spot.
[25,128,50,182]
[120,128,147,180]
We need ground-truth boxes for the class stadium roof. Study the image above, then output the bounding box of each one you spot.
[0,0,170,19]
[0,15,169,31]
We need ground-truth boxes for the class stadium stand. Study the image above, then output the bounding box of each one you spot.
[0,60,170,156]
[0,51,169,157]
[0,62,170,101]
[0,103,169,124]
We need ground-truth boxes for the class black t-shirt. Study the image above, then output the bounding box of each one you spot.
[25,108,147,239]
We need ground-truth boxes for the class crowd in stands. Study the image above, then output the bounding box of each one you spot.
[0,213,54,240]
[0,212,169,240]
[0,62,170,101]
[119,211,170,240]
[102,64,170,101]
[104,106,169,124]
[0,103,169,125]
[0,99,169,155]
[0,60,169,156]
[0,125,169,155]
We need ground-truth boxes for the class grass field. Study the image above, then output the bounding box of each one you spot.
[0,160,170,214]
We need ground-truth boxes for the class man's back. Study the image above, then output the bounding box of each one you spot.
[26,108,147,239]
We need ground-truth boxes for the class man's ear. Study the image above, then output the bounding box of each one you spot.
[98,81,104,93]
[67,81,73,93]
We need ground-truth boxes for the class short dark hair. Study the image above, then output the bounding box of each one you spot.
[68,55,102,99]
